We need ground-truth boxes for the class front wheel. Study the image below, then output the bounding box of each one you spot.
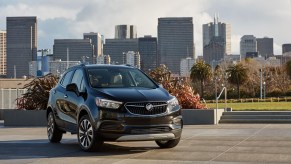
[155,137,181,148]
[47,111,63,143]
[78,115,104,151]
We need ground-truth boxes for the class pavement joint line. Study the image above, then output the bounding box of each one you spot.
[181,132,205,142]
[208,124,271,162]
[112,148,157,164]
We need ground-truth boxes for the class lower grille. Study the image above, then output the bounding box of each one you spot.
[131,127,171,134]
[125,102,167,115]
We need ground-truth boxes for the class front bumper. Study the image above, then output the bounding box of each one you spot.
[96,109,183,141]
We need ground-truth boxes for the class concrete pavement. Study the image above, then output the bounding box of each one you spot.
[1,122,291,163]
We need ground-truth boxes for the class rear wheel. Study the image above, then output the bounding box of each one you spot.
[155,137,180,148]
[47,111,63,143]
[78,115,104,151]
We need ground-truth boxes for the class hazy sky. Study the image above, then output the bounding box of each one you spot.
[0,0,291,56]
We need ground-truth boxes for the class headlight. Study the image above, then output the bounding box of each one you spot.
[96,98,122,109]
[167,97,179,112]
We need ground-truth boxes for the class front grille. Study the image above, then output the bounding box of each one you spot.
[131,127,171,134]
[125,102,167,115]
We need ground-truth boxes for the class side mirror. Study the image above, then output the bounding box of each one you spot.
[158,83,163,88]
[66,83,79,96]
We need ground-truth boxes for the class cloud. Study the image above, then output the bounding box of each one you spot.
[0,0,290,55]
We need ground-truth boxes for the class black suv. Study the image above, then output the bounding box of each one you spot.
[47,64,183,151]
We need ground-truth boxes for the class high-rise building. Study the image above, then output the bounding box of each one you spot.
[240,35,257,57]
[138,35,157,72]
[282,44,291,54]
[83,32,103,63]
[256,37,273,57]
[103,39,138,64]
[53,39,93,63]
[122,51,140,69]
[97,54,111,64]
[203,15,231,64]
[0,30,6,76]
[203,37,226,68]
[180,57,195,77]
[158,17,194,75]
[115,25,137,39]
[6,17,37,78]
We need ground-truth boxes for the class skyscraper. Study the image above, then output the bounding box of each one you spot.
[282,44,291,54]
[203,15,231,64]
[0,30,6,76]
[53,39,93,63]
[240,35,257,57]
[6,17,37,78]
[84,32,103,64]
[115,25,137,39]
[103,39,138,64]
[138,35,157,72]
[158,17,194,75]
[256,37,273,57]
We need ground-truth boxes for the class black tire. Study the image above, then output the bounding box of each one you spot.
[78,115,104,152]
[155,137,181,148]
[47,111,63,143]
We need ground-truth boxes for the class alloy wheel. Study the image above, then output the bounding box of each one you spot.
[47,114,54,140]
[79,119,94,148]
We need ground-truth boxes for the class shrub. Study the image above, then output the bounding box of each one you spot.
[16,74,58,110]
[149,65,206,109]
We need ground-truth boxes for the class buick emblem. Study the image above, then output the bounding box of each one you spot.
[145,103,154,111]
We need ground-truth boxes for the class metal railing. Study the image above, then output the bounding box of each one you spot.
[0,88,27,109]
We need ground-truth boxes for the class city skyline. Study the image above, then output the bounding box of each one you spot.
[0,0,291,56]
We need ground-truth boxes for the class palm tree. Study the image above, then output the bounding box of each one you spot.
[190,60,212,98]
[226,63,248,99]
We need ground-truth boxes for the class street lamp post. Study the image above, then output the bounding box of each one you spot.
[260,68,263,99]
[263,81,266,99]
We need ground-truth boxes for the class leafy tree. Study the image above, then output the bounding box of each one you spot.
[226,63,248,99]
[190,60,212,98]
[17,74,58,110]
[149,65,206,109]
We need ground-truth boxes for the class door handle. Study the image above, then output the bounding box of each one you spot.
[64,95,68,98]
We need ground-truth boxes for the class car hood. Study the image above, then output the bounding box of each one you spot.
[94,87,171,102]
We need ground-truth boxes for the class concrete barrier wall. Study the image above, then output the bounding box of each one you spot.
[182,109,224,125]
[4,110,47,126]
[2,108,224,126]
[0,109,5,120]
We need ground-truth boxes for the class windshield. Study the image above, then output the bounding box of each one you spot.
[87,67,157,89]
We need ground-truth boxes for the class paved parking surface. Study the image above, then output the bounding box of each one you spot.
[1,122,291,163]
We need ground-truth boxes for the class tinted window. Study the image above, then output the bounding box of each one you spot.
[60,70,74,87]
[71,69,85,92]
[87,67,157,89]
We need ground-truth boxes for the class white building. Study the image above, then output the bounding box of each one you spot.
[29,61,38,77]
[49,60,81,76]
[123,51,140,69]
[180,57,195,77]
[0,30,6,76]
[254,56,281,67]
[97,54,111,64]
